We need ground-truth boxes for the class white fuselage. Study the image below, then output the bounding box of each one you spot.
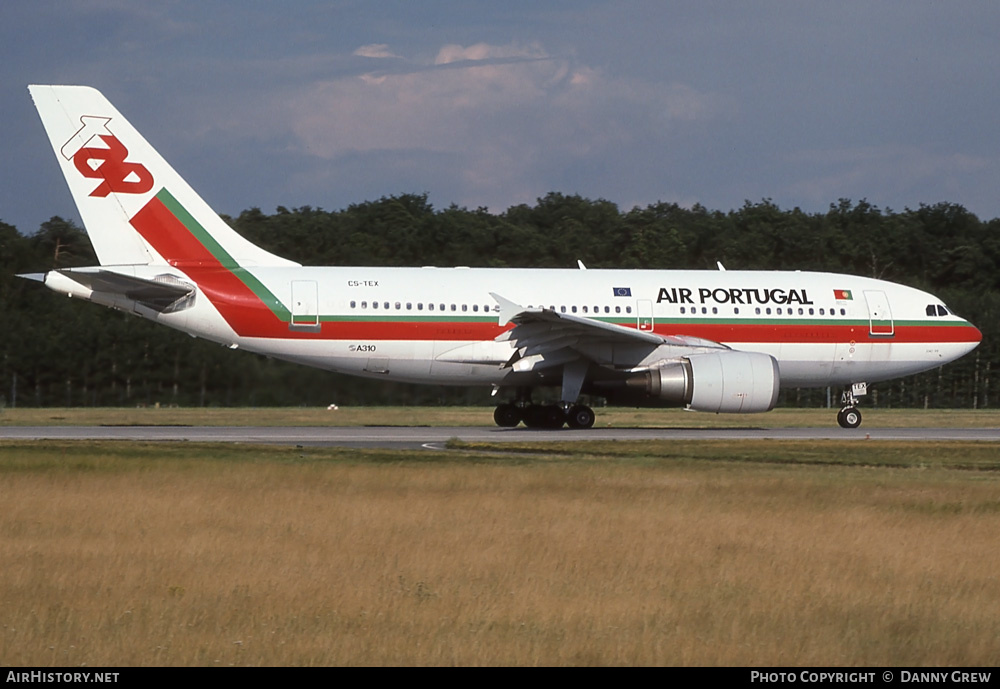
[83,265,979,391]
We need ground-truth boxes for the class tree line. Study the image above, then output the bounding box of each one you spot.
[1,194,996,409]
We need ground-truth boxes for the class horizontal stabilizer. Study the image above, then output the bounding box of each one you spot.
[49,268,195,313]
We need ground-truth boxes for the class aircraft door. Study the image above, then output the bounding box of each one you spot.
[864,290,894,337]
[637,299,654,332]
[290,280,320,331]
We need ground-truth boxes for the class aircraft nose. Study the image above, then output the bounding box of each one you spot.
[959,321,983,357]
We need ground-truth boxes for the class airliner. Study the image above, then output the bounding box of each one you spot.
[22,85,982,429]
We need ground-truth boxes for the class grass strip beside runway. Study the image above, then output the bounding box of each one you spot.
[2,438,1000,666]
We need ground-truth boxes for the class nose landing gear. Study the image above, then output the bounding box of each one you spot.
[837,382,867,428]
[837,406,862,429]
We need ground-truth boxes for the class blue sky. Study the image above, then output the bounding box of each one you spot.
[3,1,1000,236]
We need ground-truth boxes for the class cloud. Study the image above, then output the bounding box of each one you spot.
[284,41,724,207]
[433,42,548,65]
[353,44,400,59]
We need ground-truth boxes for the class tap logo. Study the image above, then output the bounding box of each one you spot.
[61,116,153,198]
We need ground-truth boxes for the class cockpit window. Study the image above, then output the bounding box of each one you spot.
[937,305,949,316]
[926,304,936,317]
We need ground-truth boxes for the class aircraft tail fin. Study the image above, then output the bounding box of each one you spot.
[29,85,297,268]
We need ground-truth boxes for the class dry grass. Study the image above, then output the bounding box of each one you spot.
[2,440,1000,666]
[3,406,1000,428]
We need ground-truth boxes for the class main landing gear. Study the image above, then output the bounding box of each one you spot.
[493,402,596,429]
[837,382,867,429]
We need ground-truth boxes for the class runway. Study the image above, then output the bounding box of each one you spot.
[3,425,1000,449]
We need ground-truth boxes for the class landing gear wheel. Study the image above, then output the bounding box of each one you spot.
[837,406,862,429]
[566,405,596,429]
[493,403,521,428]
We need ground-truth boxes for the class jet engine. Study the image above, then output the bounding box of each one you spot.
[626,351,780,413]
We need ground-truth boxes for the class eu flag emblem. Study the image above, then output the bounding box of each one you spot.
[613,287,632,297]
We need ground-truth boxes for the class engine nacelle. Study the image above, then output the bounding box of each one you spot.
[627,351,780,413]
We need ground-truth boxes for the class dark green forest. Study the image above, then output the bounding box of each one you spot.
[1,194,997,409]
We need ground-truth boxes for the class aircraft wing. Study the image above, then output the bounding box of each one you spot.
[490,292,727,370]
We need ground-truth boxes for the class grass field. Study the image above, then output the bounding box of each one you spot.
[3,405,1000,428]
[2,434,1000,666]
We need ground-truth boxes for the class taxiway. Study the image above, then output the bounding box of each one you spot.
[2,425,1000,449]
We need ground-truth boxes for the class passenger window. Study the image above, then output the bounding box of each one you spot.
[395,302,401,310]
[462,304,467,312]
[350,300,356,309]
[361,301,368,309]
[451,304,456,311]
[734,307,740,315]
[680,307,686,314]
[418,303,424,311]
[626,306,632,314]
[472,305,478,312]
[840,308,846,315]
[604,306,610,314]
[615,306,621,314]
[755,307,761,315]
[407,303,412,310]
[571,306,577,313]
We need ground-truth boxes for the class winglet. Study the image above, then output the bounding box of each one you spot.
[490,292,524,325]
